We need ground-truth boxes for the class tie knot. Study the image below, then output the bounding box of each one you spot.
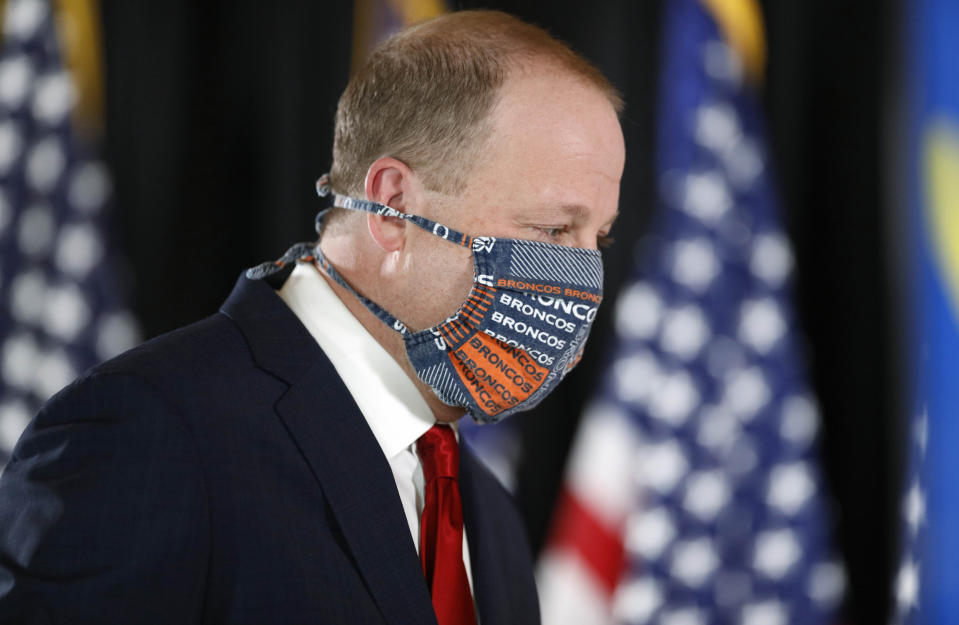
[417,424,459,482]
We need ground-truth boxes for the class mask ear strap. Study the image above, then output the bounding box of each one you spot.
[310,240,413,335]
[316,174,476,249]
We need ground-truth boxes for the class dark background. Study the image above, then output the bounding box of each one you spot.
[100,2,901,622]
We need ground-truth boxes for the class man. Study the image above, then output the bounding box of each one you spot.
[0,10,624,624]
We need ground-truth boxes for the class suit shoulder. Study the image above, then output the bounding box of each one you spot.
[36,312,259,430]
[29,362,194,448]
[91,312,249,380]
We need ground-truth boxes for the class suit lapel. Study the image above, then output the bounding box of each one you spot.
[277,363,437,625]
[220,272,437,625]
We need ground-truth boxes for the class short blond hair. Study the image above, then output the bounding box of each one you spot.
[328,10,622,198]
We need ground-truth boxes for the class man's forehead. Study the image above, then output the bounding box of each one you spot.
[441,64,624,228]
[489,70,623,153]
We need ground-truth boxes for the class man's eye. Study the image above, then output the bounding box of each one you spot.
[535,226,567,239]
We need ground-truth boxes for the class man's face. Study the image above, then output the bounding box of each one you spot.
[399,67,626,331]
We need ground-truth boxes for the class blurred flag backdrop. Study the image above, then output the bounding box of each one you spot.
[535,0,844,623]
[895,0,959,622]
[0,0,138,469]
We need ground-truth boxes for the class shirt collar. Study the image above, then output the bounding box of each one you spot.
[276,261,439,460]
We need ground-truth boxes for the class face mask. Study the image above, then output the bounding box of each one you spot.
[249,175,604,423]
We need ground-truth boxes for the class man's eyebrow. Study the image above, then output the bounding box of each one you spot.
[561,203,621,225]
[557,203,589,219]
[523,203,620,225]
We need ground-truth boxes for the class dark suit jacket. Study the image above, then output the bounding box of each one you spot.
[0,268,540,624]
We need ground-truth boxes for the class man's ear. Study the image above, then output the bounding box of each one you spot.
[364,157,414,253]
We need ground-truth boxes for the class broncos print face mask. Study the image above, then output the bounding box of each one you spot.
[248,175,604,424]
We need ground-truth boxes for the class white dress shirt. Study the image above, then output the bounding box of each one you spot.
[276,260,475,594]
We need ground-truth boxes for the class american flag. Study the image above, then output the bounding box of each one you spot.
[0,0,139,469]
[536,1,844,623]
[894,404,927,623]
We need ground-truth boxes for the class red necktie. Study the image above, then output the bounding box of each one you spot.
[417,425,478,625]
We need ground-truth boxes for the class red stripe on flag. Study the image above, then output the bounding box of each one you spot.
[547,488,626,596]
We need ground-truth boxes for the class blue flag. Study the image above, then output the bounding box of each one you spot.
[895,0,959,622]
[0,0,139,468]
